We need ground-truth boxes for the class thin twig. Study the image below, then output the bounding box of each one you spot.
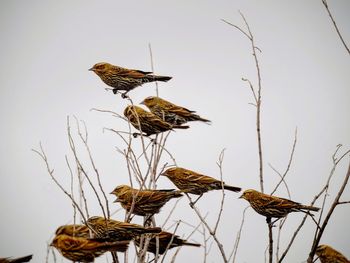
[230,206,249,262]
[32,143,87,223]
[321,0,350,55]
[271,128,297,195]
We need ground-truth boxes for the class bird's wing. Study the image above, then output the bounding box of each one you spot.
[183,170,217,184]
[59,236,89,251]
[162,102,196,116]
[140,113,172,130]
[116,67,149,78]
[260,195,299,209]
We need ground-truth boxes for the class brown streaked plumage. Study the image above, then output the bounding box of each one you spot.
[141,96,211,125]
[51,234,129,262]
[316,244,349,263]
[89,62,172,97]
[135,231,200,254]
[123,105,189,136]
[86,216,161,242]
[55,224,91,238]
[240,189,320,219]
[161,167,241,195]
[0,255,32,263]
[110,185,183,216]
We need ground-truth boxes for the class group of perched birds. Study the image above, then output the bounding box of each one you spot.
[15,62,345,262]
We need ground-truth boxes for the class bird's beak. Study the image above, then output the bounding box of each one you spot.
[140,100,145,105]
[110,190,115,194]
[88,67,94,71]
[238,194,243,199]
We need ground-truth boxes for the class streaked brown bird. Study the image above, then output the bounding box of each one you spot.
[316,244,349,263]
[0,255,32,263]
[89,62,172,97]
[55,224,91,238]
[141,96,211,125]
[240,189,320,220]
[161,167,241,197]
[86,216,161,242]
[124,105,189,136]
[135,231,201,254]
[51,234,129,262]
[110,185,183,216]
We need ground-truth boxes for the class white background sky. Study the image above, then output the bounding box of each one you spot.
[0,1,349,262]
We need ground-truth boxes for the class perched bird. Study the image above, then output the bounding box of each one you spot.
[161,167,241,196]
[135,231,200,255]
[240,189,320,220]
[316,244,349,263]
[51,234,129,262]
[124,105,189,136]
[86,216,162,242]
[55,224,91,238]
[110,185,183,216]
[141,96,211,125]
[89,62,172,97]
[0,255,32,263]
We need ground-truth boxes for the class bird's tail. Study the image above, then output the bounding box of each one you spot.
[145,227,162,234]
[7,254,33,263]
[182,241,201,247]
[107,240,130,252]
[172,124,190,129]
[300,205,320,212]
[171,190,184,198]
[147,75,172,82]
[189,114,212,124]
[223,184,242,193]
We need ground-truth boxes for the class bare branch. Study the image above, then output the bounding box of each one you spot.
[307,158,350,262]
[224,12,264,193]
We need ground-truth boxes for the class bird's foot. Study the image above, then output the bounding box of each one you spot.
[121,92,130,99]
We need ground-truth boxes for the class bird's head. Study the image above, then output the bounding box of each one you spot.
[110,185,131,196]
[86,216,105,226]
[239,189,257,200]
[161,167,178,178]
[89,62,111,73]
[50,235,59,248]
[123,105,142,119]
[315,244,328,256]
[140,96,159,108]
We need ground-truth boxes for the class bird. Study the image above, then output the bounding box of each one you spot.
[316,244,349,263]
[134,231,201,255]
[161,167,241,199]
[140,96,211,125]
[123,105,189,137]
[110,185,183,216]
[86,216,162,242]
[89,62,172,97]
[50,234,129,262]
[55,224,91,238]
[0,255,32,263]
[239,189,320,221]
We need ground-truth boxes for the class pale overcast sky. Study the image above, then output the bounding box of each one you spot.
[0,1,349,262]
